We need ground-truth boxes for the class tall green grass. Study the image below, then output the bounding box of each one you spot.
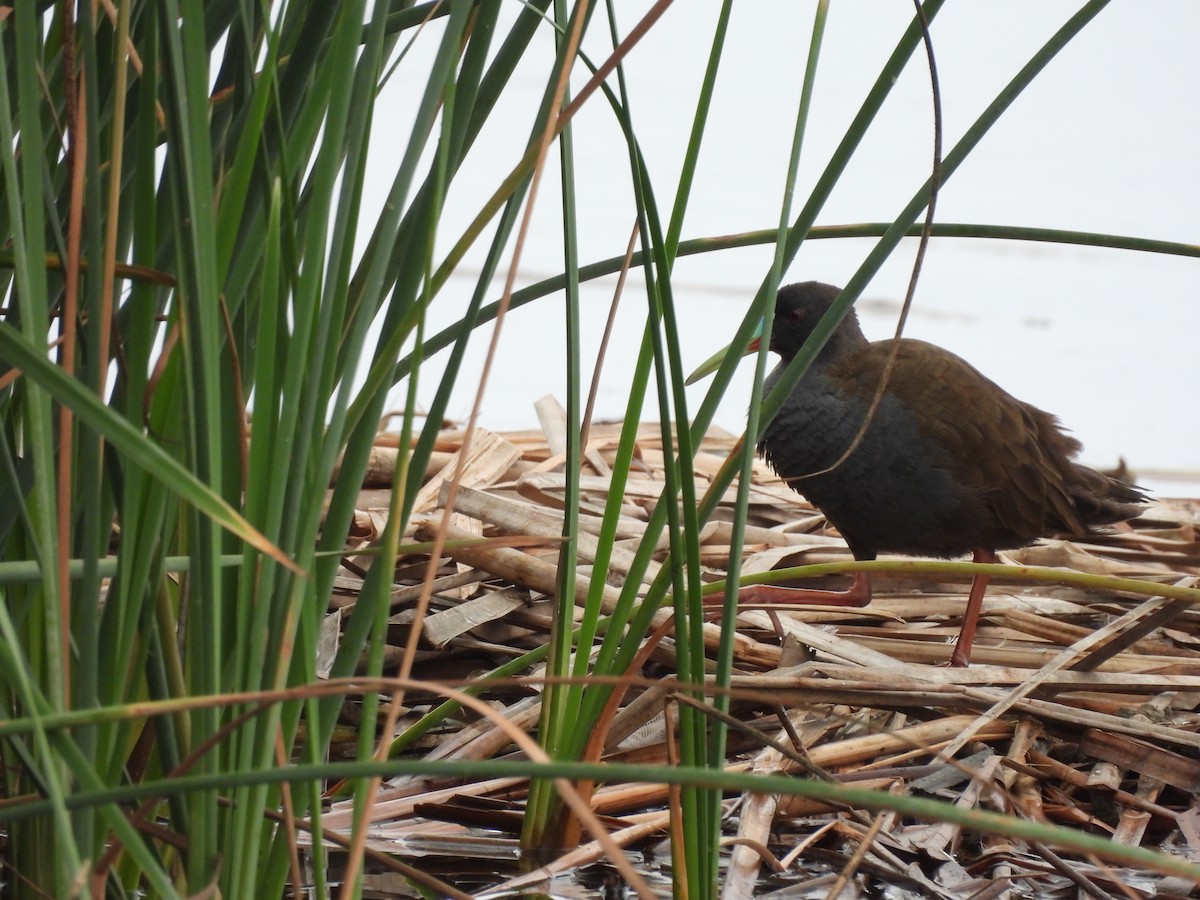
[0,1,1196,897]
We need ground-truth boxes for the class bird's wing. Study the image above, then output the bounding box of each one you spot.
[836,340,1088,539]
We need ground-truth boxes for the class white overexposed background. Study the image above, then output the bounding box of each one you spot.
[366,3,1199,493]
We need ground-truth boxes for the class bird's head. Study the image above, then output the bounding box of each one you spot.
[685,280,864,384]
[766,281,864,360]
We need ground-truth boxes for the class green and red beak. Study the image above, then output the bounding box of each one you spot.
[684,322,765,386]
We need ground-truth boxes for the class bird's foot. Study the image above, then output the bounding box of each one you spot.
[936,651,972,669]
[738,571,872,609]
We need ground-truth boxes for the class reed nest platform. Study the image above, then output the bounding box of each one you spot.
[322,417,1200,897]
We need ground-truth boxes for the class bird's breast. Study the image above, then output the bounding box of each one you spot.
[757,367,995,558]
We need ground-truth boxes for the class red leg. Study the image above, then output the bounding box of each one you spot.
[738,571,873,608]
[946,548,999,667]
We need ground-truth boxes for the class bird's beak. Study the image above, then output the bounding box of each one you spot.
[684,323,764,385]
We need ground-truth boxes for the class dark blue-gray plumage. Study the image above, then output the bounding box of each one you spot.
[716,281,1146,665]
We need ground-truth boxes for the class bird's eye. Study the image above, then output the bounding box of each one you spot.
[787,308,805,323]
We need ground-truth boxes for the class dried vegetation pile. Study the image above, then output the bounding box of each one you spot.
[324,418,1200,897]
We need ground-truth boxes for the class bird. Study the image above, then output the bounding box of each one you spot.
[692,281,1146,666]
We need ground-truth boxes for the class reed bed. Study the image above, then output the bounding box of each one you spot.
[321,413,1200,896]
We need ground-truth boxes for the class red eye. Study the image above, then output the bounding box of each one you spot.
[788,308,805,323]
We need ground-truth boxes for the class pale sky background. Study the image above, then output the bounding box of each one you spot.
[366,3,1199,491]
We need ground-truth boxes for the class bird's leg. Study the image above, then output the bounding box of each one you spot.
[738,571,873,608]
[946,548,999,668]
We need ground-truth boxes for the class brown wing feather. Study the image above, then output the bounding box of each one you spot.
[831,339,1092,541]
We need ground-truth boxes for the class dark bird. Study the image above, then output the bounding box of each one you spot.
[691,281,1146,666]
